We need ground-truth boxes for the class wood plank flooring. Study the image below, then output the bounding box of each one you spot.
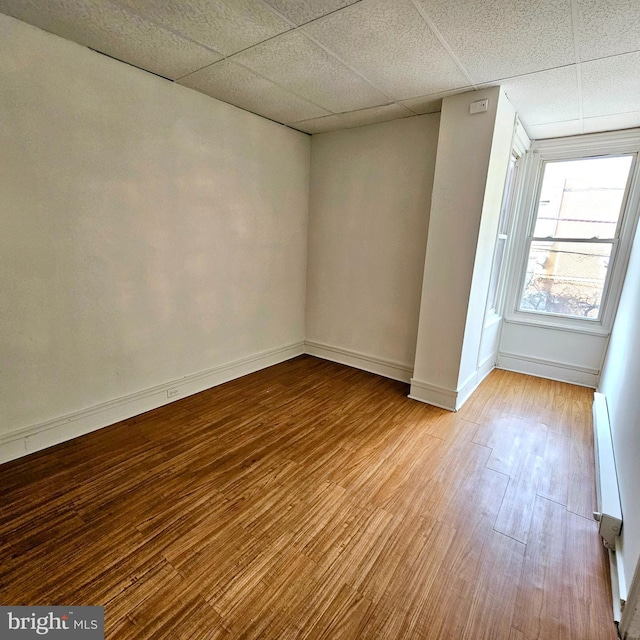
[0,356,617,639]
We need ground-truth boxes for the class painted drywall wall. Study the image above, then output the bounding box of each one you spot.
[0,14,310,457]
[498,322,605,387]
[600,218,640,596]
[305,115,440,381]
[410,87,512,409]
[457,89,516,396]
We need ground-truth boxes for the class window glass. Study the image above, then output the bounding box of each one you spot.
[532,156,632,240]
[518,154,634,320]
[520,241,612,318]
[486,153,518,315]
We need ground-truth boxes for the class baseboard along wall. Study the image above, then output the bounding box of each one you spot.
[304,340,413,384]
[0,341,304,465]
[497,351,599,388]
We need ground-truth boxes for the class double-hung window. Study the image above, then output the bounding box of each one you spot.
[486,151,518,316]
[485,120,530,322]
[519,155,633,320]
[506,131,640,332]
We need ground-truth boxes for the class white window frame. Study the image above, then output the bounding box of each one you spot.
[484,119,531,326]
[502,129,640,336]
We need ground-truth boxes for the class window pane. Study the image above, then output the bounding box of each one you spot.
[533,156,633,239]
[487,236,506,311]
[498,154,517,236]
[519,241,613,318]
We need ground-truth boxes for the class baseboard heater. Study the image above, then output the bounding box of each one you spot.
[593,392,625,622]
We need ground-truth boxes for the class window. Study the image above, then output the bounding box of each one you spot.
[486,151,518,316]
[504,129,640,334]
[485,119,530,321]
[518,155,634,320]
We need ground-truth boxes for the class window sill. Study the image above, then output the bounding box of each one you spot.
[503,313,611,337]
[484,311,502,329]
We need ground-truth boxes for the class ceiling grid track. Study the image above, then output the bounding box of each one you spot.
[108,0,226,59]
[570,0,585,135]
[1,0,639,136]
[408,0,478,91]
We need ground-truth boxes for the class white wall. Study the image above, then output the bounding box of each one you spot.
[410,87,515,409]
[457,90,516,397]
[599,218,640,598]
[0,15,310,461]
[499,322,605,387]
[305,115,440,381]
[495,132,640,388]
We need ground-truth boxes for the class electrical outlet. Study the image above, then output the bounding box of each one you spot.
[167,388,179,399]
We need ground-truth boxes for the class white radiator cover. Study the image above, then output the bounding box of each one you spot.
[593,392,624,547]
[593,392,625,621]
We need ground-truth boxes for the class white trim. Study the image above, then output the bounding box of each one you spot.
[621,559,640,640]
[592,392,624,550]
[455,376,479,411]
[408,379,457,411]
[503,315,610,337]
[513,117,531,156]
[497,351,599,387]
[0,341,305,465]
[457,358,496,410]
[304,340,413,383]
[502,128,640,335]
[592,391,626,621]
[609,545,623,623]
[499,350,599,374]
[477,353,497,383]
[617,540,629,606]
[532,128,640,155]
[409,358,495,412]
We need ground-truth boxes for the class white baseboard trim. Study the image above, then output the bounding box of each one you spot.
[497,351,599,388]
[457,357,496,409]
[409,359,495,413]
[0,341,305,465]
[304,340,413,383]
[621,559,640,640]
[478,353,497,381]
[408,379,457,411]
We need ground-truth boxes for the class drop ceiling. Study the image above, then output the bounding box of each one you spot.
[1,0,639,138]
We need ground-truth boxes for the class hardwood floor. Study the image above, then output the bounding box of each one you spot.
[0,356,617,639]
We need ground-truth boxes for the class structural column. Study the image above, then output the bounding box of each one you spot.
[410,86,515,410]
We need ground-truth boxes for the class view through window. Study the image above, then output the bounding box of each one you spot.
[519,155,634,319]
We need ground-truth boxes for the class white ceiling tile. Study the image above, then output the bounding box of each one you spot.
[290,103,414,134]
[262,0,361,25]
[495,66,580,127]
[525,120,583,140]
[0,0,222,79]
[414,0,575,83]
[2,0,639,136]
[302,0,470,100]
[582,52,640,118]
[576,0,640,61]
[113,0,291,56]
[582,111,640,135]
[178,59,330,123]
[232,30,389,113]
[400,88,471,114]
